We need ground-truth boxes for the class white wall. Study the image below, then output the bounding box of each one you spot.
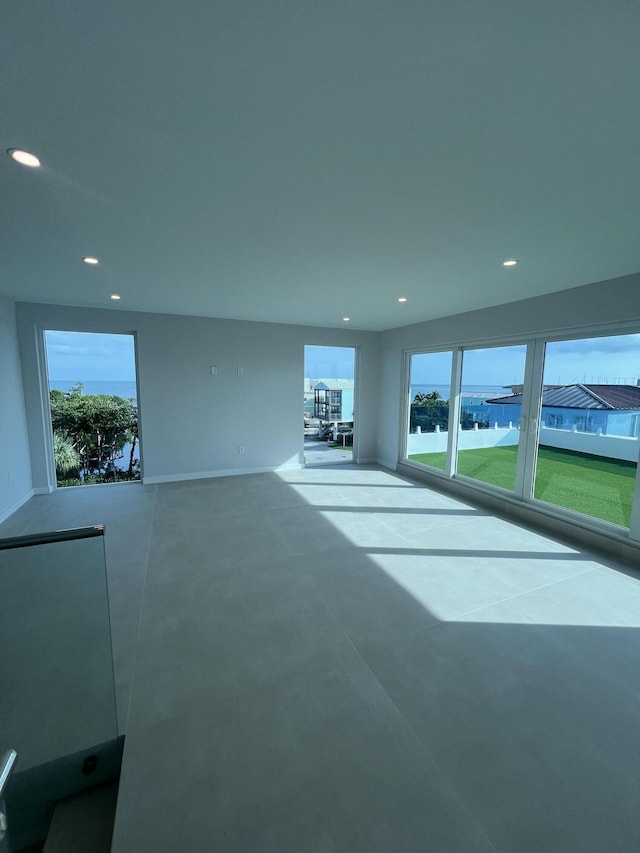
[378,273,640,468]
[407,426,520,456]
[0,296,33,521]
[539,426,639,463]
[407,424,639,464]
[16,303,380,488]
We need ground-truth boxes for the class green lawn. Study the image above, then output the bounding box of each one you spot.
[408,444,637,528]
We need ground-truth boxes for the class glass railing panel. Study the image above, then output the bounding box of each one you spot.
[0,527,118,772]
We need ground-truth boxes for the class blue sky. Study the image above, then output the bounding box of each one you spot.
[543,336,640,385]
[411,335,640,386]
[304,345,355,379]
[44,333,357,381]
[44,331,639,387]
[45,331,137,381]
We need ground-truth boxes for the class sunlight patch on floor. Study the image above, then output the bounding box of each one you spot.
[368,550,640,627]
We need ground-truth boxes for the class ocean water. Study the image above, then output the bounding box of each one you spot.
[411,384,509,402]
[49,379,138,399]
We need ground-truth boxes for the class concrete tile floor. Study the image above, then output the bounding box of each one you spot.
[2,466,639,852]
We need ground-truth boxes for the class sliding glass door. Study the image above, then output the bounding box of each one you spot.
[455,345,527,492]
[531,333,640,529]
[403,330,640,539]
[406,351,453,472]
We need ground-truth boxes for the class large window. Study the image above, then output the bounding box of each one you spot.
[44,331,141,488]
[406,351,453,472]
[456,345,527,492]
[532,333,640,528]
[403,330,640,538]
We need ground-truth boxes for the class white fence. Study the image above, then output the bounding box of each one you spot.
[538,425,639,463]
[407,424,639,463]
[407,425,519,455]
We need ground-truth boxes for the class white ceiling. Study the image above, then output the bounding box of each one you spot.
[2,1,639,331]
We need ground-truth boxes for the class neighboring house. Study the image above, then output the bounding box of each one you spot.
[312,381,354,423]
[304,378,354,420]
[486,384,640,437]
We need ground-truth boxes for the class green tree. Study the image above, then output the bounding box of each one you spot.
[50,384,138,482]
[52,431,80,477]
[127,417,139,476]
[410,390,450,432]
[410,390,476,432]
[413,390,447,406]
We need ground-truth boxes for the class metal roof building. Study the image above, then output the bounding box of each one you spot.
[488,383,640,410]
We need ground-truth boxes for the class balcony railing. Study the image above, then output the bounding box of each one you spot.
[0,525,120,849]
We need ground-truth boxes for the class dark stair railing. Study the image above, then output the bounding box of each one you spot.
[0,749,18,853]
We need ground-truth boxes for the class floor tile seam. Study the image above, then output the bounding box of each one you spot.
[591,560,640,583]
[323,507,489,524]
[129,600,363,714]
[338,630,501,853]
[200,499,263,517]
[272,509,501,558]
[152,511,277,536]
[139,571,325,626]
[476,564,603,616]
[385,566,603,644]
[308,487,492,509]
[385,512,499,536]
[278,480,419,491]
[378,518,485,543]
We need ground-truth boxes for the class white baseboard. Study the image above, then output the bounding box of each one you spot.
[143,462,303,486]
[34,486,54,495]
[0,488,35,524]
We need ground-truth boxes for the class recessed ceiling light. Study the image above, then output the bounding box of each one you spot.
[82,256,99,265]
[7,148,41,168]
[110,294,121,301]
[502,258,518,267]
[343,317,350,322]
[398,297,408,303]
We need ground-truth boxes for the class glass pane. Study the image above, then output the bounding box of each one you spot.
[406,351,453,471]
[304,345,355,466]
[533,333,640,527]
[457,345,527,490]
[44,331,141,487]
[0,529,117,771]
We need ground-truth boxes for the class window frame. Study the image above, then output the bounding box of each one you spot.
[401,321,640,543]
